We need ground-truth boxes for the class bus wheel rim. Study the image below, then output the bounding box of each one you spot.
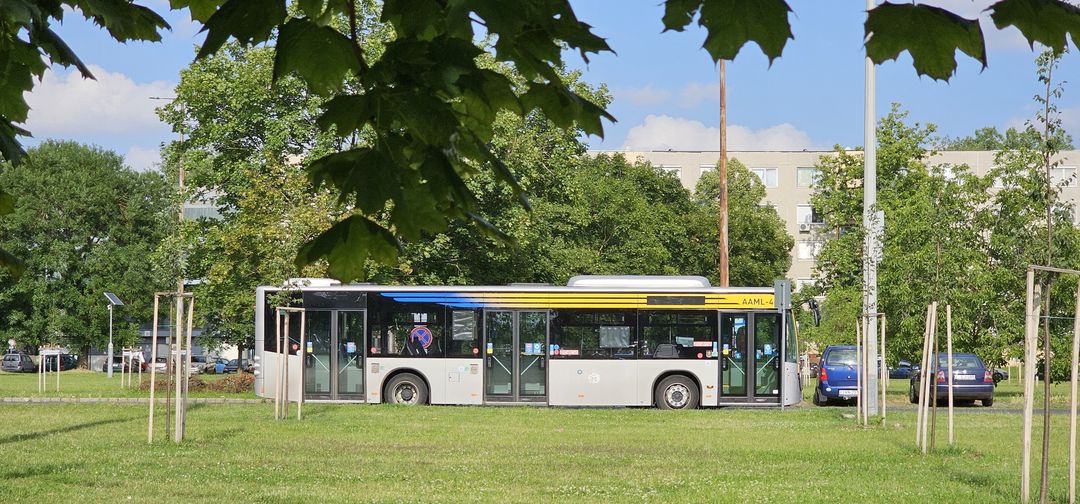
[397,383,416,403]
[666,384,689,408]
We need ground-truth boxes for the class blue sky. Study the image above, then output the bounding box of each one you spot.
[23,0,1080,170]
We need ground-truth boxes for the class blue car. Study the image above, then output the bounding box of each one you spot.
[889,360,913,379]
[909,353,994,407]
[814,345,860,406]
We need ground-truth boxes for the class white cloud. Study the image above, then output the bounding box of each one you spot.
[679,82,719,108]
[124,145,161,172]
[614,84,671,107]
[621,114,818,151]
[24,64,174,138]
[914,0,1029,51]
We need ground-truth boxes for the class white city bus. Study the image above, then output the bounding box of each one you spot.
[254,276,800,409]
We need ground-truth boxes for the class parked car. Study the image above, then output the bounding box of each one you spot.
[101,355,131,373]
[992,368,1009,384]
[909,352,994,407]
[2,352,36,373]
[204,357,231,374]
[188,355,207,375]
[889,360,913,379]
[224,359,240,374]
[43,354,77,371]
[814,345,860,406]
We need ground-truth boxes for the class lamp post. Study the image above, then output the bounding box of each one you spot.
[105,292,124,378]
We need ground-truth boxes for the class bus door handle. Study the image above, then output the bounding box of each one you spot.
[722,358,728,370]
[486,356,493,369]
[539,356,545,369]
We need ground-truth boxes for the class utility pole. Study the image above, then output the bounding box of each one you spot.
[863,0,881,418]
[718,59,729,287]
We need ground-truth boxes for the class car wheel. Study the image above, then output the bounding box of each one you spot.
[385,373,428,405]
[655,375,699,410]
[909,383,918,404]
[982,397,994,407]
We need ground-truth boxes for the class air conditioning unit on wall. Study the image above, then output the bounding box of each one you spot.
[798,223,811,233]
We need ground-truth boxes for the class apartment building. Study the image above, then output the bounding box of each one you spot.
[599,149,1080,290]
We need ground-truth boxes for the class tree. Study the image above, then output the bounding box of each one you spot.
[3,1,1080,281]
[939,126,1074,151]
[0,141,171,362]
[691,159,793,286]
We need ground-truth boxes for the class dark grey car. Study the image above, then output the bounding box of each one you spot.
[2,352,36,372]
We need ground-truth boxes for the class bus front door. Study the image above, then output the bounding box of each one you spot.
[720,314,749,399]
[484,310,548,403]
[303,310,365,402]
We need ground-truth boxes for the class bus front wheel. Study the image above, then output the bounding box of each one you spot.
[385,373,428,405]
[656,375,698,410]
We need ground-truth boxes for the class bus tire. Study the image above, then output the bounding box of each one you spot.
[385,373,428,405]
[655,375,698,410]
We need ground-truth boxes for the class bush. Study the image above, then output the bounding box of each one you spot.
[138,372,254,393]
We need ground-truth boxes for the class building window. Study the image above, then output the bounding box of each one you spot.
[699,164,715,174]
[751,167,778,188]
[797,240,823,261]
[1052,166,1078,187]
[796,167,819,188]
[795,278,817,292]
[795,205,824,225]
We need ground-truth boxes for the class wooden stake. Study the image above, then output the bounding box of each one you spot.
[947,304,954,447]
[182,295,194,439]
[173,296,184,443]
[298,310,306,421]
[1041,284,1053,504]
[1022,273,1039,503]
[929,302,939,452]
[881,315,887,423]
[1070,279,1080,504]
[274,309,282,420]
[916,303,931,449]
[148,295,160,443]
[856,316,862,425]
[922,302,937,453]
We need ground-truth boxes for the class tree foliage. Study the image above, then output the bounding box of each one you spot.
[0,141,171,359]
[3,1,1080,280]
[939,125,1074,151]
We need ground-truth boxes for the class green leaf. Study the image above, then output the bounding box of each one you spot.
[866,3,986,81]
[73,0,171,42]
[298,0,325,18]
[0,40,47,122]
[316,94,374,135]
[295,215,400,282]
[170,0,225,23]
[0,189,13,215]
[273,18,361,96]
[30,26,94,79]
[989,0,1080,53]
[307,148,400,213]
[197,0,286,60]
[0,247,25,280]
[663,0,793,64]
[0,119,29,165]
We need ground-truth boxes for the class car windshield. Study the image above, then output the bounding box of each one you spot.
[826,348,857,366]
[937,355,982,370]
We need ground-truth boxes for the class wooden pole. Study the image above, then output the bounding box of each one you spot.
[718,59,729,287]
[930,302,939,451]
[182,295,194,439]
[1041,284,1053,504]
[1070,279,1080,504]
[274,309,282,420]
[148,295,160,443]
[298,310,306,421]
[173,296,183,443]
[922,302,937,454]
[1023,273,1040,503]
[881,315,887,422]
[947,304,954,447]
[916,303,931,449]
[284,313,291,419]
[856,316,862,425]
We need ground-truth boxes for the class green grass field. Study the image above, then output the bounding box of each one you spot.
[0,373,1077,502]
[0,369,256,399]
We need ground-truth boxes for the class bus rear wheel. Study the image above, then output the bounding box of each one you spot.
[656,375,698,410]
[385,373,428,405]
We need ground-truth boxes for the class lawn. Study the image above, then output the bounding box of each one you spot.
[0,373,1076,502]
[0,369,257,400]
[0,398,1074,502]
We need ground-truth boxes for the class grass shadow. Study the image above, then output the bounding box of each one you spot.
[1,462,84,480]
[0,416,136,446]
